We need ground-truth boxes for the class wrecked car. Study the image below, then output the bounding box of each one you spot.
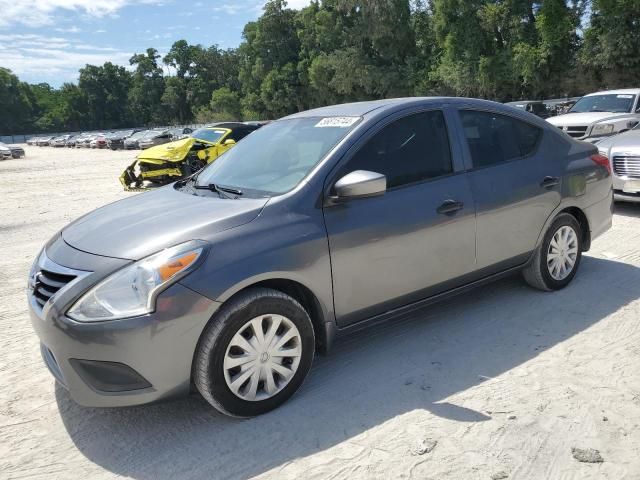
[119,122,261,191]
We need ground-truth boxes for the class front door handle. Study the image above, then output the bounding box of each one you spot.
[540,176,560,188]
[437,199,464,215]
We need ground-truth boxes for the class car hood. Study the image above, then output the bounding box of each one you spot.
[137,137,202,163]
[547,112,630,126]
[62,186,268,260]
[596,129,640,154]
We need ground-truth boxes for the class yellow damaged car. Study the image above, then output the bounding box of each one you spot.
[120,122,262,191]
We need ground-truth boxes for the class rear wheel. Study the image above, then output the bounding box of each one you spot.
[523,213,583,291]
[193,288,315,417]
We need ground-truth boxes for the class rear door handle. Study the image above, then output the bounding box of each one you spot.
[540,176,560,188]
[437,199,464,215]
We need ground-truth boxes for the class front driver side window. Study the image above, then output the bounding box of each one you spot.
[340,110,453,189]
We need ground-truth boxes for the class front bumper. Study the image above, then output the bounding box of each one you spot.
[613,175,640,202]
[28,240,221,407]
[614,191,640,203]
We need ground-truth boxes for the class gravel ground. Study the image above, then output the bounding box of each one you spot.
[1,146,640,480]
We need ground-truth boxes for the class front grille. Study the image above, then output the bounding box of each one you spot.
[558,125,588,138]
[613,155,640,178]
[33,269,76,308]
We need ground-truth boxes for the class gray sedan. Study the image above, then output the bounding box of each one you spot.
[28,97,613,417]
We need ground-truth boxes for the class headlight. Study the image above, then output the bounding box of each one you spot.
[591,123,615,136]
[67,241,207,322]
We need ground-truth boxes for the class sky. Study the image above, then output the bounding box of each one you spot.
[0,0,310,86]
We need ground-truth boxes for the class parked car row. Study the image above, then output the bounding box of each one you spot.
[26,127,195,150]
[538,88,640,202]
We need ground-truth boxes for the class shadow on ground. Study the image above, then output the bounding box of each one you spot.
[56,256,640,479]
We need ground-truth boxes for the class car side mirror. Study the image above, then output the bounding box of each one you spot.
[223,139,236,146]
[333,170,386,200]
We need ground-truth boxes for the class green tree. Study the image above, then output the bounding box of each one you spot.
[581,0,640,88]
[0,68,35,133]
[78,62,131,129]
[161,76,190,124]
[129,48,166,125]
[196,86,242,122]
[238,0,302,118]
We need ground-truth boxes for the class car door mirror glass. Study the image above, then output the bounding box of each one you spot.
[334,170,386,199]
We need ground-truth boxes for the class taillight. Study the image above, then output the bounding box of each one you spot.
[591,154,611,175]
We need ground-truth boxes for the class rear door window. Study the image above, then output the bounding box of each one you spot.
[459,110,542,168]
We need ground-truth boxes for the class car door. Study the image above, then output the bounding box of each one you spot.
[455,109,563,270]
[323,108,477,327]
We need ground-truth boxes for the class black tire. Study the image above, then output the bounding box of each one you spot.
[193,288,315,417]
[523,213,583,291]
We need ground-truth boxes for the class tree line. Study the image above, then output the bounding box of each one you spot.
[1,0,639,135]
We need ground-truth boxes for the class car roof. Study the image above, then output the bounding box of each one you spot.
[285,98,434,118]
[285,96,535,119]
[506,100,542,105]
[585,89,640,96]
[283,97,551,128]
[205,122,250,128]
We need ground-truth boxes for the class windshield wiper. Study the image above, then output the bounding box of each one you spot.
[194,183,243,199]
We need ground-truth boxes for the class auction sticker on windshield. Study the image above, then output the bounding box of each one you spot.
[315,117,359,128]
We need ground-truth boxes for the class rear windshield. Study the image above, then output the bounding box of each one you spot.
[128,131,148,140]
[191,128,227,143]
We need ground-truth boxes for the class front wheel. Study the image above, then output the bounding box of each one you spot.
[193,288,315,417]
[523,213,583,291]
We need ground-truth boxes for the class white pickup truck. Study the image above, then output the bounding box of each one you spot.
[547,89,640,142]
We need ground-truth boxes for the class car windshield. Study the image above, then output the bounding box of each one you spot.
[569,94,636,113]
[128,131,147,140]
[191,128,227,144]
[145,130,166,138]
[195,116,361,196]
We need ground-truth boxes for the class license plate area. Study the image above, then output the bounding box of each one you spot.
[623,180,640,193]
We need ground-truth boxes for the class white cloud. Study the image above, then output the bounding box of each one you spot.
[0,0,315,85]
[283,0,311,9]
[54,26,81,33]
[0,0,155,27]
[213,3,248,15]
[217,0,311,16]
[0,33,132,83]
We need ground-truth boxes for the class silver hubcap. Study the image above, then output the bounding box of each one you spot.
[223,315,302,402]
[547,225,579,281]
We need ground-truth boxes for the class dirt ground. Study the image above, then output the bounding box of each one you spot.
[1,146,640,480]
